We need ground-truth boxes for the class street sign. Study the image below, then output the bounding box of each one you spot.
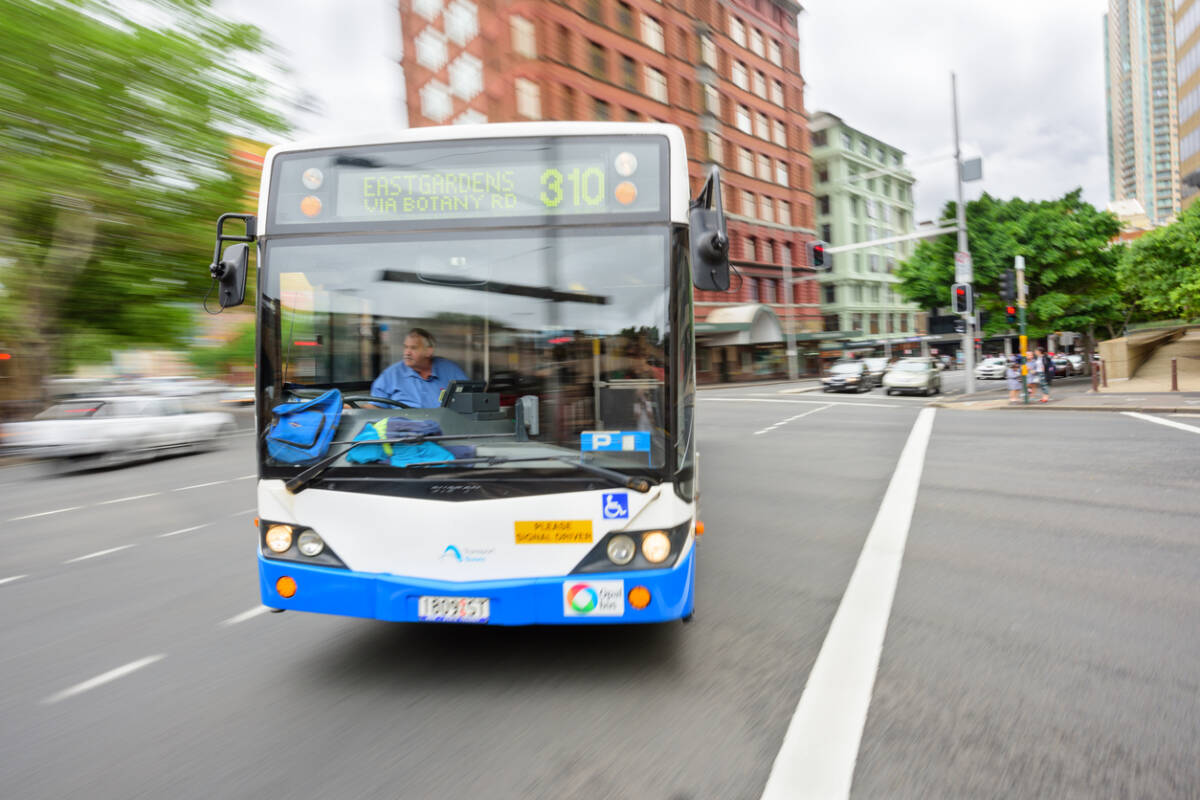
[960,157,983,182]
[954,251,973,283]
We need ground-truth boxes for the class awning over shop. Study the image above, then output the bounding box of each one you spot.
[695,304,783,346]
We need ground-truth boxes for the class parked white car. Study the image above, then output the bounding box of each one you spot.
[974,356,1009,380]
[1,396,237,469]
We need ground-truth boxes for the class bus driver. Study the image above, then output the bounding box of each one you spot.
[371,327,468,408]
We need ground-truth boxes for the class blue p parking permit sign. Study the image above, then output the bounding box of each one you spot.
[601,492,629,520]
[581,431,652,452]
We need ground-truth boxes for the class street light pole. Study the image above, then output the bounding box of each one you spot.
[953,72,975,395]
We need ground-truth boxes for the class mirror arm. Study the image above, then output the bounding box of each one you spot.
[210,213,257,280]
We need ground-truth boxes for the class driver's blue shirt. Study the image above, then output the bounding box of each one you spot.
[370,357,469,408]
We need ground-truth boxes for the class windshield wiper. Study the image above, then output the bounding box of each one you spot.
[283,433,514,494]
[406,455,653,493]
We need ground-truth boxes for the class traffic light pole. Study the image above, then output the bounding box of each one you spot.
[1016,256,1029,404]
[953,73,975,395]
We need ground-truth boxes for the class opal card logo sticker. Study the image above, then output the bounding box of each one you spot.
[563,580,624,617]
[601,492,629,520]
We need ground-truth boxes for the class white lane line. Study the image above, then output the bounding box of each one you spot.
[760,407,936,800]
[42,655,166,705]
[228,507,256,517]
[221,605,271,626]
[1123,411,1200,435]
[235,474,257,480]
[157,524,210,538]
[63,545,135,564]
[8,506,83,522]
[0,575,29,587]
[97,492,160,506]
[172,480,228,492]
[702,397,906,410]
[754,404,833,435]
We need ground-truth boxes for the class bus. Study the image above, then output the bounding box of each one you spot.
[205,122,730,625]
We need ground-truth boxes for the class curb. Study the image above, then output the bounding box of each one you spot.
[932,401,1194,413]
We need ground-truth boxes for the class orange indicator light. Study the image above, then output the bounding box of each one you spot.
[614,181,638,205]
[276,576,297,598]
[628,586,651,609]
[300,195,322,217]
[695,521,705,536]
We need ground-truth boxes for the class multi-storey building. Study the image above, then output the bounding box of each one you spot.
[399,0,828,381]
[1177,0,1200,207]
[809,112,924,358]
[1105,0,1180,225]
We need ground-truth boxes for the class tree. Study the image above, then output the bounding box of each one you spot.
[896,190,1126,357]
[1119,201,1200,323]
[0,0,288,403]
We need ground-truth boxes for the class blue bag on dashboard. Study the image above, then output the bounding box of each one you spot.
[266,388,342,464]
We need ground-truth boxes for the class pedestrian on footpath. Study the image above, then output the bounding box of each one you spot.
[1006,357,1022,403]
[1033,346,1053,403]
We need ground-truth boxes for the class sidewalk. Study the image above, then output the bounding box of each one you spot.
[934,378,1200,413]
[698,377,823,393]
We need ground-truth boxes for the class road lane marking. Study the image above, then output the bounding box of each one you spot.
[221,605,271,626]
[755,404,833,435]
[172,480,228,492]
[228,508,256,517]
[64,545,135,564]
[1123,411,1200,435]
[0,575,28,587]
[235,474,257,480]
[8,506,83,522]
[158,524,210,538]
[42,655,166,705]
[760,407,936,800]
[97,492,160,506]
[702,397,906,410]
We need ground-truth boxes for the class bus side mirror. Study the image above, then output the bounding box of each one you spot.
[690,168,730,292]
[215,243,249,308]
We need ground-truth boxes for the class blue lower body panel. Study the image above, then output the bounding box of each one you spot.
[258,547,696,625]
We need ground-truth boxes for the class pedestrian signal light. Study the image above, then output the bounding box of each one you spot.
[951,283,972,314]
[1006,305,1017,324]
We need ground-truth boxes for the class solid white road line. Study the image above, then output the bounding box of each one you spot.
[702,397,906,410]
[1123,411,1200,435]
[228,507,256,517]
[760,407,936,800]
[8,506,83,522]
[0,575,28,587]
[172,480,228,492]
[157,524,210,538]
[754,404,833,435]
[42,655,166,705]
[97,492,160,506]
[235,474,257,480]
[63,545,135,564]
[221,606,271,626]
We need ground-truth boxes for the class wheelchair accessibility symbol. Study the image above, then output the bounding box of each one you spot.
[602,492,629,520]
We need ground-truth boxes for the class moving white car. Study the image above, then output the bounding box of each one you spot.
[883,358,942,396]
[1,396,237,470]
[974,356,1009,380]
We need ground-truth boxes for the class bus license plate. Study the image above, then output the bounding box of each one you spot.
[418,596,490,623]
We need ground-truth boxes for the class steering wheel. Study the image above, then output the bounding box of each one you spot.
[342,395,412,409]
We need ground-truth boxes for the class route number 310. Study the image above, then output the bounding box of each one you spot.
[540,167,605,209]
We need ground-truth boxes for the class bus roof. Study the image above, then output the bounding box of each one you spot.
[257,121,693,226]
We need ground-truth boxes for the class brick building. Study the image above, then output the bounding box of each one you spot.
[400,0,827,381]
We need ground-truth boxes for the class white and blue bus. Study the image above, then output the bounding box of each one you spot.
[206,122,730,625]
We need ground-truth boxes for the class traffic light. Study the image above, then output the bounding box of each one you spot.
[1005,305,1017,324]
[951,282,972,314]
[1000,269,1016,302]
[806,240,828,270]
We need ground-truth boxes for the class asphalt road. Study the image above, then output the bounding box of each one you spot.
[1,393,1197,799]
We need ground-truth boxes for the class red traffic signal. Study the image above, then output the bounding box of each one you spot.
[951,282,972,314]
[1005,305,1017,323]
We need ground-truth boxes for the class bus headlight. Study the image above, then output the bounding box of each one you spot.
[265,524,293,553]
[606,535,636,566]
[641,531,671,564]
[297,530,325,557]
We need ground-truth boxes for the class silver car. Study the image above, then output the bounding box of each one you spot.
[883,358,942,396]
[974,356,1009,380]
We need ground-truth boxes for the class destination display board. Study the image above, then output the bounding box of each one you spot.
[270,137,666,227]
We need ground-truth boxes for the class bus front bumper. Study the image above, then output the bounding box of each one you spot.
[257,547,695,625]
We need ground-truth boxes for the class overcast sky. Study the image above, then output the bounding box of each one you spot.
[229,0,1111,223]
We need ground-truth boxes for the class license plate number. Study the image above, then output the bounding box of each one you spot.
[418,595,490,623]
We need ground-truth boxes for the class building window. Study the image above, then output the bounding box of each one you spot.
[742,190,755,218]
[868,254,880,272]
[420,80,452,122]
[621,55,637,90]
[841,132,853,149]
[448,53,483,100]
[860,139,870,156]
[642,15,665,52]
[755,111,769,139]
[732,61,748,90]
[705,84,720,114]
[588,41,607,78]
[762,277,775,303]
[771,80,784,105]
[745,236,757,261]
[738,146,753,175]
[701,34,717,66]
[749,28,764,57]
[415,27,448,71]
[821,223,832,242]
[736,105,752,134]
[760,195,774,223]
[757,153,771,181]
[414,0,441,21]
[454,109,487,125]
[768,39,782,66]
[707,132,723,162]
[593,97,610,120]
[515,77,540,119]
[851,313,863,332]
[617,2,634,33]
[813,130,827,147]
[624,107,639,122]
[644,66,668,103]
[753,70,767,98]
[776,161,789,185]
[817,195,830,214]
[444,0,478,45]
[781,243,792,265]
[763,240,774,263]
[511,16,536,58]
[772,119,786,146]
[823,285,836,304]
[869,314,879,334]
[778,200,791,226]
[584,0,603,23]
[729,16,746,47]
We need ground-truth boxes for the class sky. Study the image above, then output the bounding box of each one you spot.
[226,0,1111,224]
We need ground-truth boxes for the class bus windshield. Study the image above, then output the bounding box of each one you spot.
[259,225,672,478]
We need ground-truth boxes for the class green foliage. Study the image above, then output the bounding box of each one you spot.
[0,0,287,396]
[1119,202,1200,322]
[189,321,255,376]
[896,190,1126,339]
